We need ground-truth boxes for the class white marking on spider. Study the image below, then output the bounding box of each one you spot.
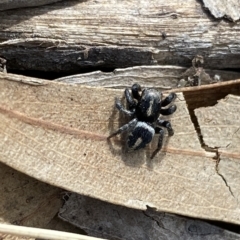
[147,99,154,116]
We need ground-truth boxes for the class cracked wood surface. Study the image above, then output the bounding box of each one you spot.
[1,73,240,224]
[55,65,240,89]
[195,95,240,208]
[1,0,240,71]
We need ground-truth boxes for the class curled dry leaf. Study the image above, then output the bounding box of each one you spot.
[59,193,240,240]
[0,73,240,224]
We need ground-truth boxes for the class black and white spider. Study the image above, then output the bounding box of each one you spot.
[108,83,177,159]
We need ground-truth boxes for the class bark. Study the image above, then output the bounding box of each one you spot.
[0,0,63,11]
[0,0,240,72]
[55,65,240,90]
[59,193,240,240]
[202,0,240,21]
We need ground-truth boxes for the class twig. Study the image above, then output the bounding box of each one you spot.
[0,223,107,240]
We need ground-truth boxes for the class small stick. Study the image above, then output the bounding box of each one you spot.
[0,223,107,240]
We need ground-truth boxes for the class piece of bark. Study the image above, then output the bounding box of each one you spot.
[55,66,185,90]
[1,73,240,224]
[0,0,63,11]
[59,193,240,240]
[55,65,240,90]
[45,215,86,236]
[181,81,240,118]
[0,57,7,73]
[1,0,240,71]
[179,55,212,87]
[202,0,240,21]
[0,163,62,227]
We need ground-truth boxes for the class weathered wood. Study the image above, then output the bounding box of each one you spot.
[0,57,6,73]
[0,0,63,11]
[1,73,240,224]
[55,65,240,90]
[202,0,240,21]
[0,0,240,71]
[59,193,240,240]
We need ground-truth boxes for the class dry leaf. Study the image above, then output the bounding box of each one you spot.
[0,163,62,240]
[0,73,240,224]
[195,94,240,205]
[59,193,240,240]
[0,163,62,227]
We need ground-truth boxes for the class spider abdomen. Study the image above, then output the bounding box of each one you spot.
[127,122,155,150]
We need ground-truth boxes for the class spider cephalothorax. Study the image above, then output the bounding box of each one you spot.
[108,83,177,158]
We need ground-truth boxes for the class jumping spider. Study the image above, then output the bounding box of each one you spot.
[108,83,177,159]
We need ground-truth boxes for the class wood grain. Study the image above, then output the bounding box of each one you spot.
[202,0,240,21]
[0,0,240,71]
[55,65,240,90]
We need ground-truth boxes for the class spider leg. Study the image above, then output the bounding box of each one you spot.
[157,119,174,136]
[161,92,176,107]
[131,83,141,100]
[107,118,138,139]
[160,105,177,115]
[151,127,164,159]
[124,88,137,109]
[115,98,135,117]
